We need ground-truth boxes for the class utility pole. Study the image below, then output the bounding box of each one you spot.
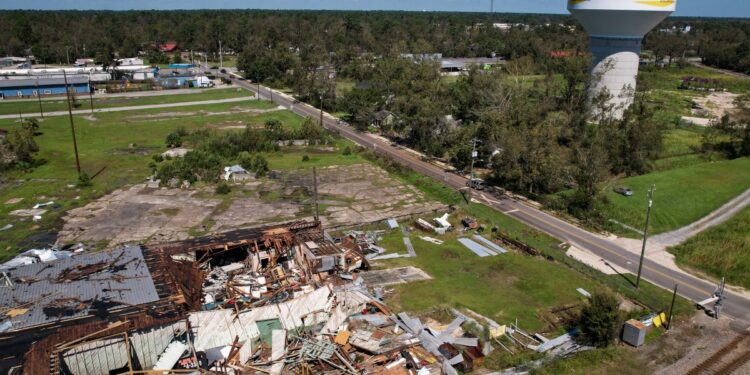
[667,284,678,330]
[257,82,261,100]
[469,138,480,180]
[88,79,94,113]
[63,70,82,177]
[313,167,320,223]
[464,138,480,204]
[219,40,223,69]
[36,81,44,119]
[636,184,656,289]
[319,94,324,127]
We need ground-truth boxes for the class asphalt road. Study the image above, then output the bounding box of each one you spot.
[216,69,750,325]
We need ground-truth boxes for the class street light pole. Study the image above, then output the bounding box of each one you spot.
[636,184,656,289]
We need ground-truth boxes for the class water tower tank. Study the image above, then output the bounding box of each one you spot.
[568,0,676,118]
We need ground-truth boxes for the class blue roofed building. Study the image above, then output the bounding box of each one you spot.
[0,76,90,99]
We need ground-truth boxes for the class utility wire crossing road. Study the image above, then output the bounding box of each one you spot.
[218,70,750,325]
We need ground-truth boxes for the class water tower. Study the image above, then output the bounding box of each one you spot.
[568,0,676,118]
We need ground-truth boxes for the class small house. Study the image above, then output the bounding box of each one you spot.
[223,165,253,181]
[372,110,395,129]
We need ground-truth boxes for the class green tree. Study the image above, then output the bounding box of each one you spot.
[578,292,621,348]
[6,127,38,164]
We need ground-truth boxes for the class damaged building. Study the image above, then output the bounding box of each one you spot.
[0,220,483,374]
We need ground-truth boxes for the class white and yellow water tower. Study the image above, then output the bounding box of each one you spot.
[568,0,676,117]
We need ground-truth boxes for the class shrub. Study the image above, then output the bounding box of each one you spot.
[165,132,182,148]
[77,172,92,187]
[302,155,310,162]
[152,154,164,163]
[342,146,352,155]
[215,182,231,195]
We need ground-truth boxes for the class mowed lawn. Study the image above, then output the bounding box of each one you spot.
[376,229,593,332]
[0,97,354,258]
[0,87,253,115]
[602,157,750,236]
[669,205,750,289]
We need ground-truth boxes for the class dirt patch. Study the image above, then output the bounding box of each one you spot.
[57,185,221,246]
[691,92,740,120]
[57,163,445,247]
[4,198,23,205]
[642,312,747,374]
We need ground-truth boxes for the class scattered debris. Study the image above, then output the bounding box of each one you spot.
[0,246,76,270]
[4,198,23,205]
[0,224,12,231]
[358,266,432,286]
[386,218,399,229]
[9,208,47,218]
[33,201,56,209]
[576,288,592,298]
[419,236,444,245]
[161,147,193,158]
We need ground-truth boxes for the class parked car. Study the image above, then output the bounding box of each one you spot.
[614,186,633,196]
[466,178,486,190]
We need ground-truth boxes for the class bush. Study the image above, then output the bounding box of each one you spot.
[302,154,310,162]
[578,292,622,348]
[215,182,231,195]
[253,155,269,177]
[152,154,164,163]
[77,172,92,187]
[342,146,352,155]
[165,132,182,148]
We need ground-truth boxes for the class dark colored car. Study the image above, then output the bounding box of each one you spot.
[466,178,486,191]
[614,186,633,196]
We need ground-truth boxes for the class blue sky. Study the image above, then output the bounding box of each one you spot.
[1,0,747,18]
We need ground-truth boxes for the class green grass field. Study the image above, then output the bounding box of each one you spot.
[669,205,750,289]
[601,157,750,236]
[362,154,692,333]
[378,229,592,332]
[0,94,355,258]
[0,88,252,115]
[639,64,750,93]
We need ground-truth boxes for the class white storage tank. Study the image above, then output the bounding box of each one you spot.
[568,0,676,118]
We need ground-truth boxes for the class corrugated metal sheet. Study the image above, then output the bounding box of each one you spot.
[0,245,160,331]
[472,235,508,254]
[457,238,495,257]
[190,286,333,352]
[62,337,128,374]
